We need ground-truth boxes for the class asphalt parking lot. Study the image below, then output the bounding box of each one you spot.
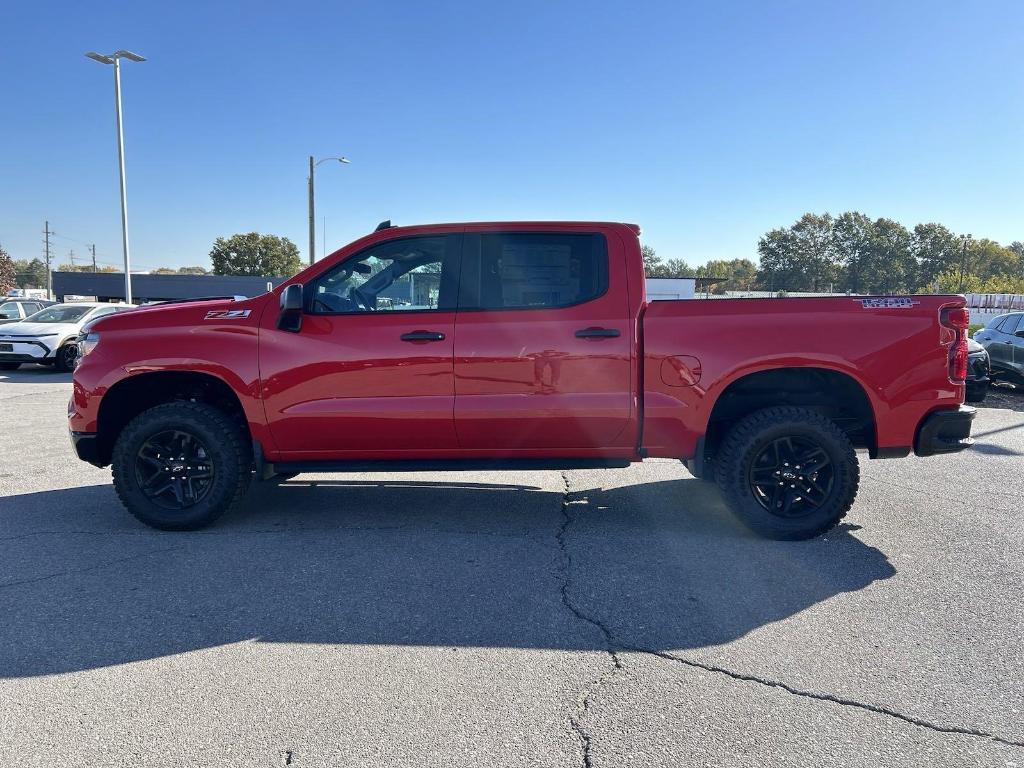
[1,366,1022,768]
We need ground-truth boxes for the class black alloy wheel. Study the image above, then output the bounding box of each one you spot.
[747,435,835,518]
[134,429,216,510]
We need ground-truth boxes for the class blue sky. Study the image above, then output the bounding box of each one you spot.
[1,0,1021,271]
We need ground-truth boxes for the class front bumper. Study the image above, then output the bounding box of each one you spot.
[0,338,54,362]
[69,430,104,467]
[914,406,976,457]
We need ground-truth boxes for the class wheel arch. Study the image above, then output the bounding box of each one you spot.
[696,365,879,475]
[95,370,251,466]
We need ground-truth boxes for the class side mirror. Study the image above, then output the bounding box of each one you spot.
[278,284,304,332]
[1016,329,1024,339]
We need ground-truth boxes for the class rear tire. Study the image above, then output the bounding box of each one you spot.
[0,363,20,371]
[714,406,859,540]
[112,401,252,530]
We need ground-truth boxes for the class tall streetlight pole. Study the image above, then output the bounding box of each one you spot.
[957,233,973,293]
[85,49,145,304]
[308,155,350,265]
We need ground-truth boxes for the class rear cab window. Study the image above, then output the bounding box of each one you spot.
[459,232,608,310]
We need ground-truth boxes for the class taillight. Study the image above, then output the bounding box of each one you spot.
[940,306,969,382]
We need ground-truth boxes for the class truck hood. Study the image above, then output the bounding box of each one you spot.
[0,321,78,338]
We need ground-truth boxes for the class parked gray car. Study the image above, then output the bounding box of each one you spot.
[973,312,1024,385]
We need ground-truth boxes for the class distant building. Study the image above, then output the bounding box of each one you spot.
[52,272,286,303]
[645,276,727,300]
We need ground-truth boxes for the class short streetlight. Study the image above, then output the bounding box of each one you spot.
[308,156,350,265]
[85,49,145,304]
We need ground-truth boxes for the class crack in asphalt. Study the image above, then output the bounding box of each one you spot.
[0,545,184,593]
[646,649,1024,748]
[554,472,1024,758]
[556,472,625,768]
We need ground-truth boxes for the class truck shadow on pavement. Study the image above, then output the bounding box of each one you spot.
[0,476,896,678]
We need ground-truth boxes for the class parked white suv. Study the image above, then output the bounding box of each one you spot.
[0,303,135,372]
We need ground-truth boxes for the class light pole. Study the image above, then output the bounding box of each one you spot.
[308,155,350,265]
[86,49,145,304]
[957,234,973,293]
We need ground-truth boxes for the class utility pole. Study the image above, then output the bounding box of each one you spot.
[90,244,97,272]
[69,249,76,268]
[43,221,53,299]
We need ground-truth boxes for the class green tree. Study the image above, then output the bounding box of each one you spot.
[832,212,873,293]
[756,227,801,291]
[967,239,1018,282]
[935,269,982,293]
[912,223,960,290]
[758,213,840,292]
[868,218,914,294]
[0,245,16,294]
[1009,242,1024,276]
[699,258,758,293]
[21,258,48,288]
[12,258,48,288]
[210,233,301,277]
[641,244,660,276]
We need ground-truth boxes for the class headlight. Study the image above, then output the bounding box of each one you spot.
[78,332,100,359]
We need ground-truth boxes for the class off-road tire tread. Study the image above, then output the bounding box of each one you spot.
[714,406,859,540]
[112,401,251,530]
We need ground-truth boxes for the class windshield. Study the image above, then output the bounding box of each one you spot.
[23,305,94,323]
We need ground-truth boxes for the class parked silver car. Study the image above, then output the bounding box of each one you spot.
[973,312,1024,385]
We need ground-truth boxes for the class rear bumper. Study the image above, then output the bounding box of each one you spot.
[69,430,104,467]
[914,406,976,457]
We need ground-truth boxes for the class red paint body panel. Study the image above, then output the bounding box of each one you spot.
[70,295,276,449]
[640,295,965,458]
[70,220,968,468]
[453,223,638,453]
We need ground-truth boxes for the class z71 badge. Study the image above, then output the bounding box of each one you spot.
[204,309,252,320]
[858,298,921,309]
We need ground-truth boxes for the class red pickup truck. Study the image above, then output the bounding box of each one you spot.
[69,221,975,539]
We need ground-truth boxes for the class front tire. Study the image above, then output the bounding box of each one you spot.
[714,406,859,540]
[53,343,78,372]
[112,401,252,530]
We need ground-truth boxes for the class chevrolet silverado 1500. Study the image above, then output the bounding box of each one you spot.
[69,221,975,538]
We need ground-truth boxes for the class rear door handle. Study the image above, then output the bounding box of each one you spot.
[400,330,446,342]
[575,327,620,338]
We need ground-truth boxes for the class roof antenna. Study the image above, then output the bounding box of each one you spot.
[375,220,392,232]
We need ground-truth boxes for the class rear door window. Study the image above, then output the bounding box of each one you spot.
[459,233,608,310]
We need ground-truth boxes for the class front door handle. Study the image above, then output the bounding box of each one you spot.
[401,330,446,342]
[575,327,620,338]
